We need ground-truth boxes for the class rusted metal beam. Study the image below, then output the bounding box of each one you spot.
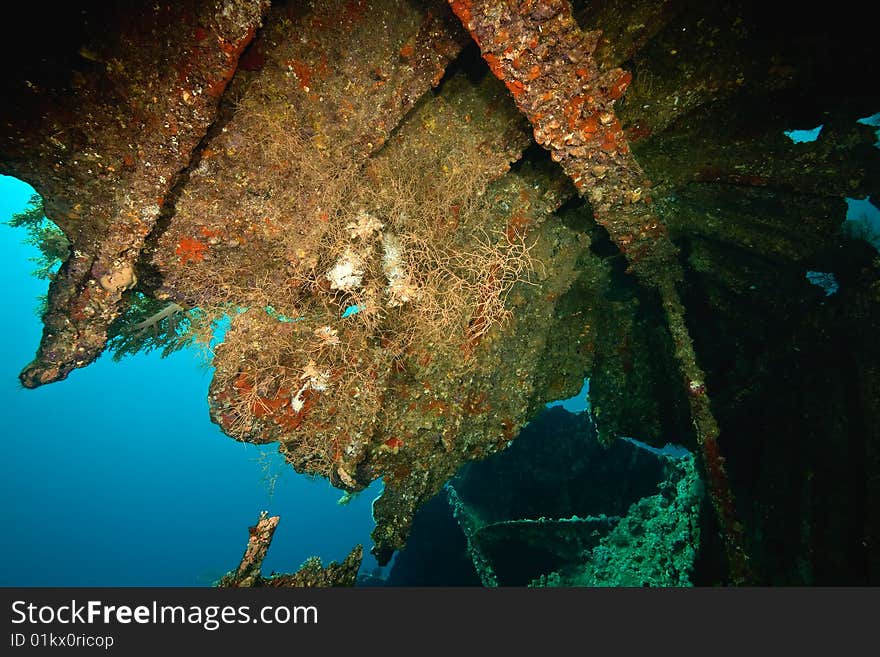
[449,0,677,280]
[222,511,280,587]
[218,511,362,587]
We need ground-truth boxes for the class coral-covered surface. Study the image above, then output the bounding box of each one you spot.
[2,0,879,583]
[449,0,677,280]
[1,0,269,387]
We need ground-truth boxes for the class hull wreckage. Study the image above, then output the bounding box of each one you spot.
[2,0,878,585]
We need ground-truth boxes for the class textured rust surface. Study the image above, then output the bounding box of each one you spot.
[219,512,362,587]
[1,0,269,387]
[449,0,678,281]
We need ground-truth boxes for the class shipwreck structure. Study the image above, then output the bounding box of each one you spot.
[2,0,878,584]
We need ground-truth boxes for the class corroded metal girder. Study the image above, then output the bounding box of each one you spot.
[449,0,677,281]
[449,0,751,583]
[218,512,362,587]
[1,0,270,388]
[223,511,280,587]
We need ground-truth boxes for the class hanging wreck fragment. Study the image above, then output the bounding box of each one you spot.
[2,0,878,585]
[218,512,362,587]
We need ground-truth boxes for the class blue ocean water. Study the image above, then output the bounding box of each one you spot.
[545,377,590,413]
[844,196,880,251]
[0,175,382,586]
[783,125,823,143]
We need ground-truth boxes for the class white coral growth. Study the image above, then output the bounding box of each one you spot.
[291,359,331,412]
[313,325,340,346]
[387,276,420,306]
[290,391,307,413]
[347,210,384,241]
[326,249,364,292]
[382,233,419,306]
[300,359,330,391]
